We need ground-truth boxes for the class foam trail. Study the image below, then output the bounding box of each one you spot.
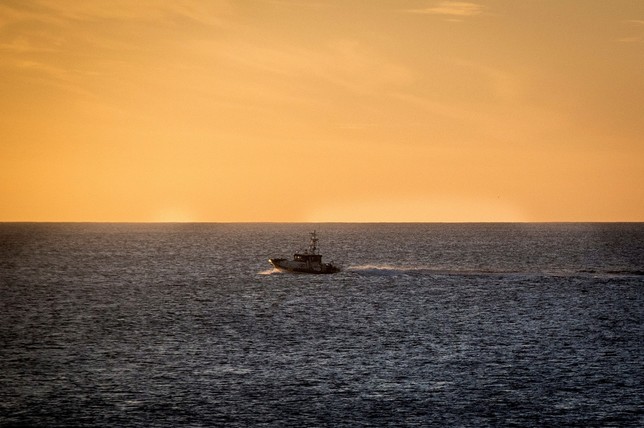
[346,265,643,279]
[347,265,524,277]
[348,264,418,271]
[346,265,423,276]
[258,268,282,275]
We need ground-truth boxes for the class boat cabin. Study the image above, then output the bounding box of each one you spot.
[294,253,322,263]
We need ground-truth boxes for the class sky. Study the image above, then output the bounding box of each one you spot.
[1,0,643,222]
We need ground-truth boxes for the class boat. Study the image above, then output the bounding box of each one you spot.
[269,231,341,274]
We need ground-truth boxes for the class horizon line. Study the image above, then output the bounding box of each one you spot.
[1,221,642,224]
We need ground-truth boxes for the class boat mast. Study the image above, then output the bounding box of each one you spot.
[309,230,319,254]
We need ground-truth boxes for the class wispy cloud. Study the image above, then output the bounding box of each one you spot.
[259,0,333,8]
[617,36,643,43]
[0,0,239,110]
[406,1,483,17]
[215,38,415,97]
[0,36,60,53]
[618,19,644,43]
[0,0,232,33]
[0,0,231,64]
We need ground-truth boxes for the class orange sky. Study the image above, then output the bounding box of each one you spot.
[1,0,643,222]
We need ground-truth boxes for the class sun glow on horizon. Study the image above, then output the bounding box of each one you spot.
[307,196,529,223]
[151,206,197,223]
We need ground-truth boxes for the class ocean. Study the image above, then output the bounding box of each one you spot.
[1,223,642,427]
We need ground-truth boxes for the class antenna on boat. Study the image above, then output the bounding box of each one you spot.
[309,230,319,254]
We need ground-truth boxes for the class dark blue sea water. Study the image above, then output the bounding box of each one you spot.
[1,223,642,427]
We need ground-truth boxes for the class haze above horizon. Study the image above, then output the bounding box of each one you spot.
[1,1,643,222]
